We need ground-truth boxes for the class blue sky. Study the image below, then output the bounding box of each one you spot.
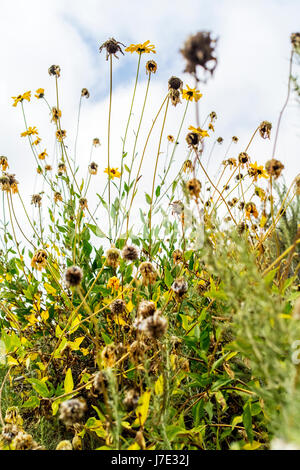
[0,0,299,230]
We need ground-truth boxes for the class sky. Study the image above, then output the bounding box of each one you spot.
[0,0,299,238]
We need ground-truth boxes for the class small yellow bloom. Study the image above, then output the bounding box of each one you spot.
[182,85,202,102]
[125,40,156,54]
[32,137,41,145]
[21,126,38,137]
[12,91,31,107]
[188,126,209,138]
[104,167,121,179]
[107,276,120,291]
[38,149,48,160]
[35,88,45,99]
[208,123,215,132]
[248,162,269,182]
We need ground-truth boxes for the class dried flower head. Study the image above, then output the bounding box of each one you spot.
[81,88,90,98]
[1,424,19,444]
[31,193,42,207]
[168,76,183,91]
[180,31,218,79]
[167,135,174,142]
[186,132,199,148]
[265,159,284,179]
[123,388,140,410]
[232,136,238,143]
[122,244,139,261]
[129,340,148,363]
[138,300,156,319]
[216,136,223,144]
[183,159,194,173]
[110,299,126,315]
[106,246,120,268]
[58,163,67,175]
[187,178,201,199]
[169,88,182,106]
[0,156,9,171]
[238,152,250,166]
[45,164,52,171]
[14,431,39,450]
[173,249,183,264]
[170,200,184,216]
[101,344,117,367]
[210,111,217,121]
[48,65,61,77]
[88,162,98,175]
[51,107,62,122]
[146,60,157,74]
[171,278,188,298]
[291,33,300,51]
[78,198,88,211]
[59,398,86,427]
[31,250,48,271]
[54,191,63,204]
[139,261,157,285]
[245,202,258,219]
[99,38,125,60]
[56,129,66,142]
[259,121,272,139]
[56,440,73,450]
[93,137,101,146]
[143,312,168,339]
[65,266,83,288]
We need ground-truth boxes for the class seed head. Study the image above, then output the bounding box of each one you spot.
[14,431,39,450]
[259,121,272,139]
[31,250,48,271]
[110,298,126,315]
[93,138,101,146]
[173,249,183,264]
[265,159,284,179]
[106,246,120,268]
[186,132,199,148]
[146,60,157,74]
[171,278,188,298]
[238,152,250,166]
[138,300,156,318]
[187,178,201,199]
[93,371,108,393]
[88,162,98,175]
[122,244,139,261]
[180,31,218,79]
[139,261,157,285]
[168,76,183,91]
[56,440,73,450]
[143,312,168,339]
[79,197,88,210]
[59,398,87,427]
[169,88,182,106]
[48,65,61,77]
[291,33,300,51]
[99,38,125,60]
[123,388,140,410]
[65,266,83,288]
[81,88,90,98]
[31,193,42,207]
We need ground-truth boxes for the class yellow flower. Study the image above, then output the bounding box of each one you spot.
[38,150,48,160]
[35,88,44,99]
[248,162,269,182]
[32,137,41,145]
[188,126,209,138]
[107,276,120,291]
[125,40,156,54]
[11,91,31,107]
[104,167,121,179]
[21,126,38,137]
[182,85,202,102]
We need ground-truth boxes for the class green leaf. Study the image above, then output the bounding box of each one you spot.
[22,396,40,409]
[164,267,173,288]
[27,378,51,398]
[243,402,253,443]
[87,224,106,238]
